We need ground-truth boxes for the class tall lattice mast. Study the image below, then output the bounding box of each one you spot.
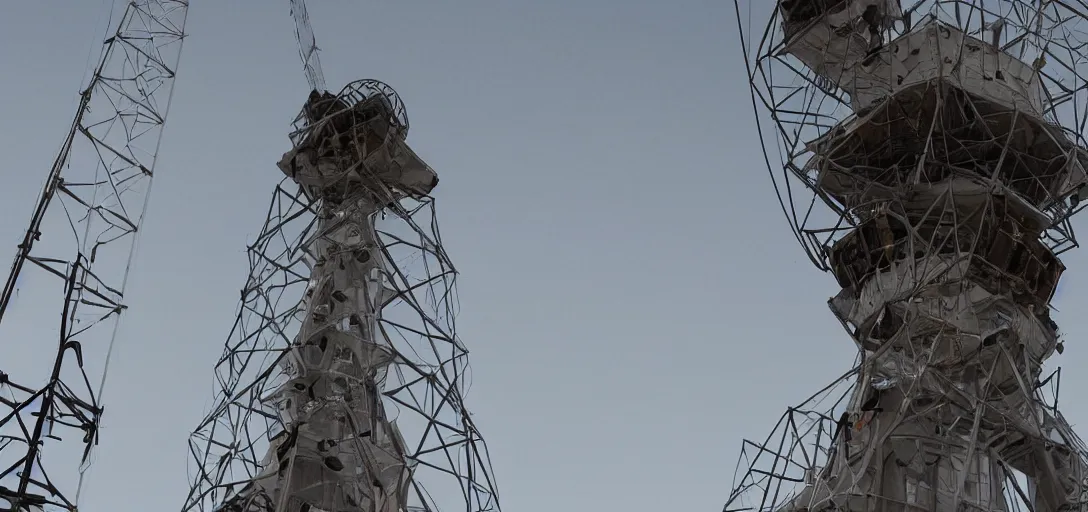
[726,1,1088,510]
[182,4,500,511]
[0,2,188,510]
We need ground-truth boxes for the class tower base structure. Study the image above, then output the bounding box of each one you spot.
[726,1,1088,510]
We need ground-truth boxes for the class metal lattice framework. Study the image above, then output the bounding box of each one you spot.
[726,0,1088,510]
[183,80,500,512]
[727,362,1082,510]
[0,2,187,510]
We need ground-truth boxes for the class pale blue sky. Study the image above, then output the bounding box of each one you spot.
[3,2,1088,512]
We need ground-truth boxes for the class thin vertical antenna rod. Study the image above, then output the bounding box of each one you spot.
[0,1,188,510]
[290,0,326,92]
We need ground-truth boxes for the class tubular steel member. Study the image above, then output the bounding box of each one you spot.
[0,2,188,510]
[183,81,500,512]
[726,1,1088,510]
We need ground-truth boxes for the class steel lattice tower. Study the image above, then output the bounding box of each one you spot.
[726,1,1088,510]
[0,2,188,510]
[181,6,501,510]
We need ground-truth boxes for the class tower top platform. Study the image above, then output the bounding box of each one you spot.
[785,13,1046,116]
[845,20,1045,114]
[779,0,901,84]
[805,81,1088,215]
[277,80,438,204]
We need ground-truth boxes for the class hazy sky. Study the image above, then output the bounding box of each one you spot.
[3,2,1088,512]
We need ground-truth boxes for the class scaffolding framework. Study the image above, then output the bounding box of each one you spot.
[0,2,187,510]
[182,81,500,512]
[726,1,1088,510]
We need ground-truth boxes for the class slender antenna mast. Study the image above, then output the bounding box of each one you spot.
[182,3,501,511]
[0,1,188,510]
[290,0,326,92]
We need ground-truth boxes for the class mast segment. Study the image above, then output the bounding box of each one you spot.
[725,1,1088,510]
[182,3,501,511]
[289,0,326,93]
[0,2,188,510]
